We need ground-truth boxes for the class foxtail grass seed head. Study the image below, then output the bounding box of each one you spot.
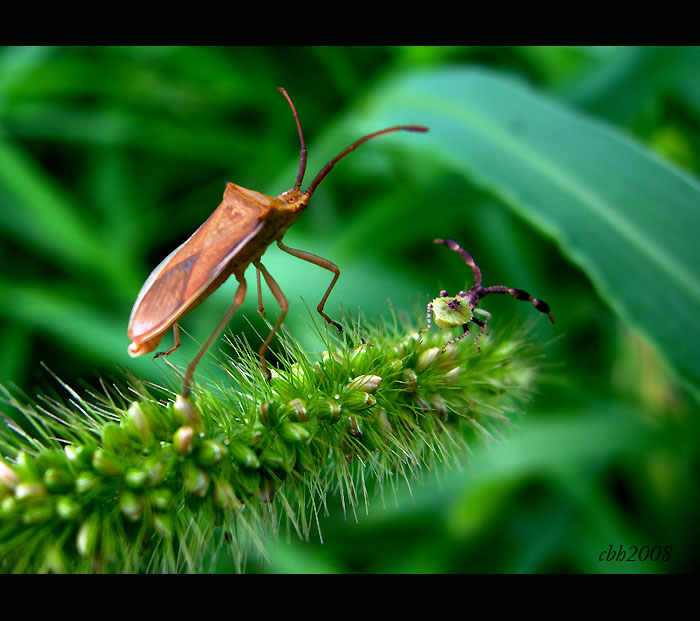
[43,468,74,494]
[91,450,122,477]
[15,483,47,500]
[56,496,81,521]
[0,311,545,573]
[347,374,383,393]
[174,395,204,432]
[173,426,194,455]
[415,347,441,372]
[282,398,307,422]
[152,513,174,539]
[127,401,153,442]
[195,440,228,467]
[76,515,99,558]
[342,390,377,411]
[444,366,462,383]
[183,462,210,497]
[119,489,144,521]
[0,461,20,489]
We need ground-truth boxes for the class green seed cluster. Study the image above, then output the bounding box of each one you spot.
[1,317,540,573]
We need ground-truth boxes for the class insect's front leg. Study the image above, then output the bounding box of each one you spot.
[441,322,471,353]
[421,301,433,333]
[277,239,342,332]
[153,323,181,359]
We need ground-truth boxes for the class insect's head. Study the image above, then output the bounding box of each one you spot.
[278,187,311,212]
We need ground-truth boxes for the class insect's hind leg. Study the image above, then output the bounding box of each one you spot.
[256,267,265,319]
[277,239,342,332]
[154,323,181,358]
[254,260,289,382]
[471,309,491,351]
[182,275,247,398]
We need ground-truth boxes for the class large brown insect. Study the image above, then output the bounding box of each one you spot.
[127,88,428,397]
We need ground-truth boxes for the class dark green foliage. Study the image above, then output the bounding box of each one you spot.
[1,46,698,573]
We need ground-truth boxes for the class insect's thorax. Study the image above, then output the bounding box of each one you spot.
[229,185,310,265]
[270,187,310,236]
[188,184,309,296]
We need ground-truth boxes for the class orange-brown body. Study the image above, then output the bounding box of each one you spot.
[127,183,308,356]
[126,86,427,397]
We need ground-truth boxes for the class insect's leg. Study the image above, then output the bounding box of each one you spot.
[253,260,289,382]
[181,275,247,398]
[256,267,265,319]
[420,301,434,333]
[441,322,471,353]
[153,323,181,358]
[435,238,482,287]
[480,286,554,323]
[474,308,491,322]
[471,311,490,351]
[277,239,342,332]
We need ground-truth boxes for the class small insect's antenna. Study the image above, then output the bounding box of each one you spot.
[435,238,482,287]
[304,124,429,198]
[278,87,307,191]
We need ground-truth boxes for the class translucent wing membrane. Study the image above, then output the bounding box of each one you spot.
[128,184,276,348]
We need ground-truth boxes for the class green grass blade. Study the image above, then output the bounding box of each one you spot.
[0,138,124,286]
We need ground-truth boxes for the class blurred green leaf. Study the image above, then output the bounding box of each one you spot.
[0,279,126,366]
[0,137,137,292]
[360,67,700,396]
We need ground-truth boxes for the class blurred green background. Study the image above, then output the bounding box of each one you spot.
[0,46,698,573]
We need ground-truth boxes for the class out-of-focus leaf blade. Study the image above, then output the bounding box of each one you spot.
[0,279,126,366]
[0,138,130,289]
[360,67,700,394]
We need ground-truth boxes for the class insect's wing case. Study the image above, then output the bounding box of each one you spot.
[127,183,284,355]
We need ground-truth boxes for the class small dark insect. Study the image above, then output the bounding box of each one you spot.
[423,238,554,351]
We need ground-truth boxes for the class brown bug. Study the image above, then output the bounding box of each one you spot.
[127,87,428,397]
[423,238,554,351]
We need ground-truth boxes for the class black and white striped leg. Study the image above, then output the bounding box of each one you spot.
[421,301,433,333]
[441,322,471,352]
[472,308,491,351]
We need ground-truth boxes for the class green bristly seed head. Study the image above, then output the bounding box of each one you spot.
[0,311,545,573]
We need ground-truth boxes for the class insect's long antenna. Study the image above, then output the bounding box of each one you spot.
[278,87,307,191]
[435,238,482,287]
[304,124,429,198]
